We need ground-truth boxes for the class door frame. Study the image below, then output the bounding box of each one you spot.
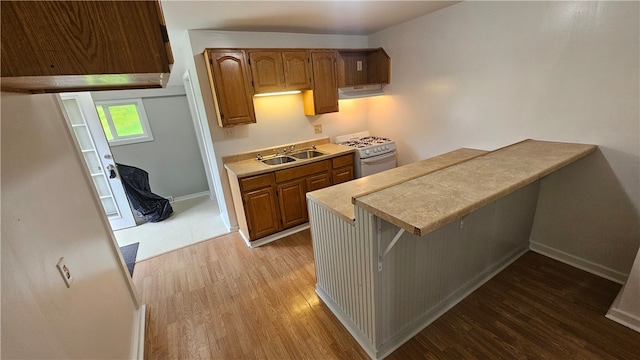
[58,92,137,231]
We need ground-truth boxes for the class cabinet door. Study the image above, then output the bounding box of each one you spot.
[1,1,172,93]
[243,186,281,240]
[248,50,285,93]
[303,50,338,115]
[277,178,308,228]
[307,171,331,192]
[332,166,354,185]
[204,49,256,127]
[282,50,312,90]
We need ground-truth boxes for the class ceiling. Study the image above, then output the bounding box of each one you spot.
[159,0,460,85]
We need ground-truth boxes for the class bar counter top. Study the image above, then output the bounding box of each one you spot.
[306,148,488,223]
[352,139,597,236]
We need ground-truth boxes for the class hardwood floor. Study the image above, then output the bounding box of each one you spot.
[133,230,640,359]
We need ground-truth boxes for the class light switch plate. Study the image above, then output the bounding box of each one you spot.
[314,124,322,134]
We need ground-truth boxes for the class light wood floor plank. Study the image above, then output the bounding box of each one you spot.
[134,230,640,359]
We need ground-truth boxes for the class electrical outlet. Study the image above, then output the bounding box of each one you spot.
[56,257,74,288]
[223,127,234,138]
[314,124,323,134]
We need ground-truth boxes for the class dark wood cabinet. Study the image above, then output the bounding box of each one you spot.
[303,50,339,115]
[231,152,354,242]
[203,47,389,125]
[204,49,256,127]
[307,172,332,191]
[275,160,331,228]
[0,0,173,93]
[331,154,355,185]
[282,50,312,90]
[277,179,308,228]
[248,50,311,93]
[337,48,391,87]
[240,173,281,239]
[248,50,284,93]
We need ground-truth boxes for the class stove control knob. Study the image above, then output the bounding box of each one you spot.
[385,145,389,150]
[365,149,370,155]
[373,148,378,153]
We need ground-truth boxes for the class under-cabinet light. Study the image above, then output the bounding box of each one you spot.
[254,90,301,97]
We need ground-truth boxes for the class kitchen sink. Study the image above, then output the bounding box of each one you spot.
[290,150,326,159]
[260,155,297,165]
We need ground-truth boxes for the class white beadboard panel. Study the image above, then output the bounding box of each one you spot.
[373,183,540,353]
[308,200,376,346]
[308,182,541,359]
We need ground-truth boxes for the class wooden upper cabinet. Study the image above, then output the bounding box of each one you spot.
[248,50,311,93]
[282,50,312,90]
[337,48,390,87]
[303,50,339,115]
[204,49,256,127]
[248,51,285,93]
[0,0,173,93]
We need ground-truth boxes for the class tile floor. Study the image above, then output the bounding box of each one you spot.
[114,194,229,261]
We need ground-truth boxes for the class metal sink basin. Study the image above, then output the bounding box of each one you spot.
[261,155,297,165]
[290,150,326,159]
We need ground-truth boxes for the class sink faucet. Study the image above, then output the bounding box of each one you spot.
[257,153,263,160]
[283,145,295,155]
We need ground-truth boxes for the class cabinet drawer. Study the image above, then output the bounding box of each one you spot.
[275,160,330,183]
[307,171,331,192]
[332,154,354,168]
[332,166,354,185]
[240,173,276,191]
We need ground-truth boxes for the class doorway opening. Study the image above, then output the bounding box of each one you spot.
[59,89,229,263]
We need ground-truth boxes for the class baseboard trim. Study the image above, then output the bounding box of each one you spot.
[131,304,146,360]
[315,286,378,360]
[529,241,627,284]
[172,191,211,203]
[376,245,529,360]
[244,224,310,248]
[314,246,529,360]
[606,307,640,333]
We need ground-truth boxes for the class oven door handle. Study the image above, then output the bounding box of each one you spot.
[361,151,396,164]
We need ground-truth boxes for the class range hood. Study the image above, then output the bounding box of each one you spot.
[338,84,385,99]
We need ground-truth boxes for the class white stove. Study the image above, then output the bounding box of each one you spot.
[336,131,397,178]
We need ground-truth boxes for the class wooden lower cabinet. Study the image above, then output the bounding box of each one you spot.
[331,154,355,185]
[332,166,354,185]
[237,154,354,241]
[240,173,281,239]
[306,171,332,191]
[277,178,308,228]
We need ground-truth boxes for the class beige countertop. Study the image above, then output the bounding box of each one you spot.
[306,148,489,224]
[353,139,597,236]
[224,138,355,178]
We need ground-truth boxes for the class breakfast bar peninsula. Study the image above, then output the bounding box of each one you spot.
[306,139,597,359]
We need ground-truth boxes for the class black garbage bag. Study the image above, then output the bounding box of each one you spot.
[116,163,173,222]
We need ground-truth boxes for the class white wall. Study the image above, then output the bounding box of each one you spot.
[186,30,371,227]
[367,1,639,275]
[1,92,140,358]
[91,86,209,199]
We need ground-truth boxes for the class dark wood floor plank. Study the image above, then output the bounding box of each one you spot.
[133,230,640,359]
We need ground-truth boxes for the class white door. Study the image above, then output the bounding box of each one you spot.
[59,92,136,231]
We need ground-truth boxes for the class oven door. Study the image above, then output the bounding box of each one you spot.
[358,151,397,178]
